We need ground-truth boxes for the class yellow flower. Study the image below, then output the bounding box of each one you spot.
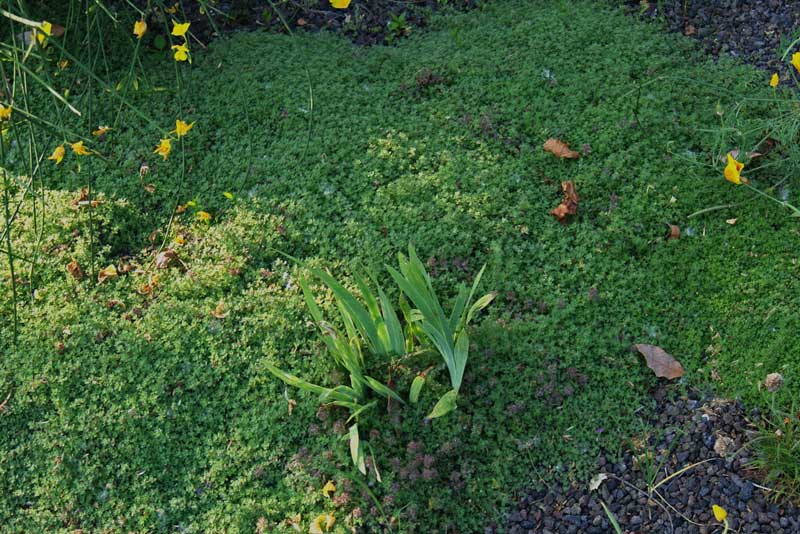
[196,211,211,223]
[330,0,352,8]
[309,514,335,534]
[171,20,191,38]
[92,126,111,137]
[133,19,147,39]
[172,43,190,62]
[36,21,52,46]
[793,52,800,73]
[712,504,727,522]
[154,138,172,160]
[321,480,336,498]
[724,153,743,185]
[770,73,779,88]
[48,144,65,164]
[70,141,91,156]
[173,119,194,137]
[0,105,11,120]
[174,234,185,245]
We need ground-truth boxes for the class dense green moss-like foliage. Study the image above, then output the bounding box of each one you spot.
[1,0,797,531]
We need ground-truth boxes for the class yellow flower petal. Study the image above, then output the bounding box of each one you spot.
[321,480,336,498]
[712,504,727,522]
[70,141,91,156]
[173,119,194,137]
[196,211,211,223]
[330,0,352,8]
[793,52,800,74]
[171,43,190,62]
[724,152,743,185]
[92,126,111,137]
[154,138,172,160]
[41,21,53,36]
[770,73,779,88]
[48,144,65,165]
[133,19,147,39]
[309,514,335,534]
[0,105,11,121]
[171,20,191,38]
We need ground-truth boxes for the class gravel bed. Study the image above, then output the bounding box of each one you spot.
[492,390,800,533]
[626,0,800,75]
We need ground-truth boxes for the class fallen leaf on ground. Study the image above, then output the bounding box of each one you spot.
[143,183,156,193]
[550,180,579,224]
[684,24,696,36]
[155,249,180,269]
[66,258,83,280]
[210,301,229,319]
[543,138,580,159]
[71,187,103,209]
[666,224,680,240]
[588,472,608,491]
[726,218,737,225]
[634,344,685,379]
[97,264,118,284]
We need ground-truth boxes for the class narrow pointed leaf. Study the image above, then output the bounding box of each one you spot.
[409,375,425,403]
[427,389,458,419]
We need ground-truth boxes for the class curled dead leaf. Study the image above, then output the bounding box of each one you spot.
[71,187,103,209]
[588,472,608,492]
[634,343,685,380]
[155,249,180,269]
[97,264,118,284]
[550,180,579,224]
[143,183,156,194]
[666,224,680,240]
[66,258,83,281]
[210,301,229,319]
[543,138,580,159]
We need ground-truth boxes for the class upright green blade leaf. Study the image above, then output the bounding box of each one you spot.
[465,291,496,326]
[311,267,383,353]
[409,375,425,403]
[427,389,458,419]
[349,424,366,475]
[448,286,469,332]
[377,284,405,355]
[451,329,470,392]
[364,375,404,404]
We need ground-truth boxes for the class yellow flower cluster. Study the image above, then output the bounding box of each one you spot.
[153,119,195,161]
[48,141,92,165]
[171,20,191,63]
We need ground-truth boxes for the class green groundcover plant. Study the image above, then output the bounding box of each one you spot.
[266,247,494,476]
[1,0,800,532]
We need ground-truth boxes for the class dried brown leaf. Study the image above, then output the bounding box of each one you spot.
[97,264,118,284]
[634,344,685,379]
[550,180,579,224]
[66,258,83,281]
[210,301,229,319]
[155,249,180,269]
[543,138,580,159]
[666,224,680,240]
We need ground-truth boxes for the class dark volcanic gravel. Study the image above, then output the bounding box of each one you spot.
[627,0,800,75]
[494,391,800,534]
